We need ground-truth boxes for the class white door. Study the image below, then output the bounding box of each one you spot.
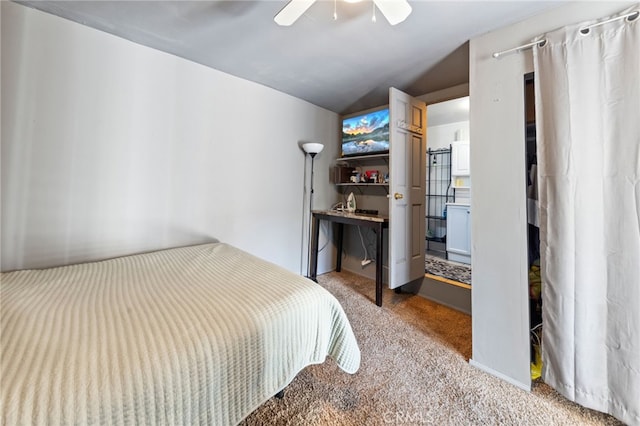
[388,87,426,289]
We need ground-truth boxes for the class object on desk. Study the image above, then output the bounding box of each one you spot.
[347,192,357,212]
[355,209,379,215]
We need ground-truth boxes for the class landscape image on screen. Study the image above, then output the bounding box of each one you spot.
[341,108,390,157]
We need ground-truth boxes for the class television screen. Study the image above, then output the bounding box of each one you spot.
[341,108,390,157]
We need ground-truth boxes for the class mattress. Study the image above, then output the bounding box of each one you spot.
[1,242,360,425]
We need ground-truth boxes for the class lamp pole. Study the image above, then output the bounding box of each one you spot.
[302,143,324,278]
[309,152,317,213]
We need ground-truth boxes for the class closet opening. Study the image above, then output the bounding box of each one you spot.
[524,72,542,380]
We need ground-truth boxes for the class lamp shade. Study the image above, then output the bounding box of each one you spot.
[302,142,324,155]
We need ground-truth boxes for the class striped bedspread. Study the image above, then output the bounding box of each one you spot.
[1,243,360,425]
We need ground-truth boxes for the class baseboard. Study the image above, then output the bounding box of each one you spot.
[416,275,471,315]
[469,359,531,392]
[421,294,471,316]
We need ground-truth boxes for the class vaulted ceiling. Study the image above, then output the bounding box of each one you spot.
[16,1,565,114]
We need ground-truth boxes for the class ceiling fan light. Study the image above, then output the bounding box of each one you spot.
[274,0,316,26]
[275,0,412,26]
[372,0,412,25]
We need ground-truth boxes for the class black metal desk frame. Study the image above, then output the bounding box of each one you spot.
[309,210,389,307]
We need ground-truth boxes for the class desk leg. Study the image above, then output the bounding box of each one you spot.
[309,214,320,282]
[336,223,344,272]
[375,223,383,307]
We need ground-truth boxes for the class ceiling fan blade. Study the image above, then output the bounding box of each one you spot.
[372,0,412,25]
[274,0,317,26]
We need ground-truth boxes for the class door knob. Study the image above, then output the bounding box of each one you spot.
[394,193,404,200]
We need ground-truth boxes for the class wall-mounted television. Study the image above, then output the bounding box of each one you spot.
[341,107,390,157]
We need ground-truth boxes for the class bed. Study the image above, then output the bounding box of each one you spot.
[0,242,361,425]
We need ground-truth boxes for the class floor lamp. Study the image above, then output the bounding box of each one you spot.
[302,142,324,278]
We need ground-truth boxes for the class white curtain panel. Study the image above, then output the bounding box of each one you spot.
[533,5,639,425]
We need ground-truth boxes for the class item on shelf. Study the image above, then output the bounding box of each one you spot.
[347,192,357,212]
[365,170,379,183]
[331,166,355,184]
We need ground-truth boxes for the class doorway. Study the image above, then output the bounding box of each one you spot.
[424,97,471,288]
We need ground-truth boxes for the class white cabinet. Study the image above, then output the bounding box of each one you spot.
[451,141,470,175]
[446,203,471,264]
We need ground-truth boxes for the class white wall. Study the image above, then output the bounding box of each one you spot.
[426,121,469,151]
[1,2,340,273]
[416,83,469,107]
[469,1,635,390]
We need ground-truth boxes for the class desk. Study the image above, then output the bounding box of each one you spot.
[309,210,389,306]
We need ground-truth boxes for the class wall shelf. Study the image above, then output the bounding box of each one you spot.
[336,183,389,187]
[333,154,390,197]
[335,153,389,163]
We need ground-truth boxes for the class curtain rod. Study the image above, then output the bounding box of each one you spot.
[492,9,639,59]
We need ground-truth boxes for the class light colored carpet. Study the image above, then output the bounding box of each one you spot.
[240,271,622,425]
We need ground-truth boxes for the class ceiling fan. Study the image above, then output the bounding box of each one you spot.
[274,0,412,26]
